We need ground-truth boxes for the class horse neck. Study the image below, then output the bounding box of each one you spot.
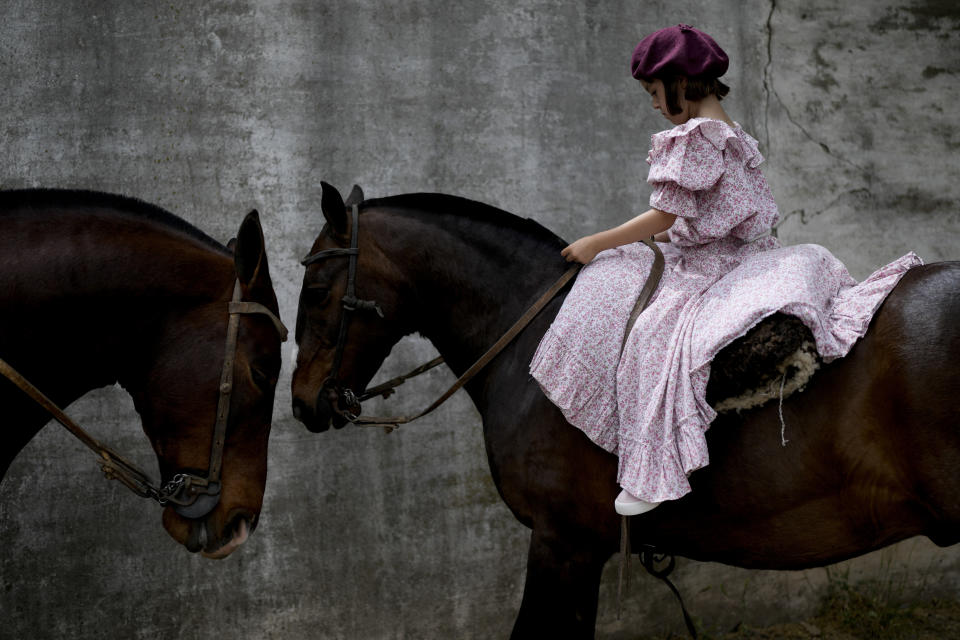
[5,212,232,303]
[0,210,233,389]
[370,205,566,375]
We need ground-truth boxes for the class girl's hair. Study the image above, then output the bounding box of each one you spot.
[658,75,730,115]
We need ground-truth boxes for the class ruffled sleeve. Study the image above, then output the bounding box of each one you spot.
[646,120,724,218]
[646,119,765,222]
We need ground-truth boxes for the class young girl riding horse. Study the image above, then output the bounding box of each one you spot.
[530,24,920,516]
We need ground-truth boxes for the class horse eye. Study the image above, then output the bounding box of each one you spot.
[251,367,272,389]
[306,285,330,304]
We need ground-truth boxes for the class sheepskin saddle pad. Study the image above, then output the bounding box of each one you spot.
[705,313,820,414]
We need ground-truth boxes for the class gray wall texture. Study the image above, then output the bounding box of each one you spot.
[1,1,959,638]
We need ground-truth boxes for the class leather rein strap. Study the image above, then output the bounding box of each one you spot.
[302,204,665,433]
[0,279,288,516]
[622,238,665,354]
[0,356,161,499]
[352,262,583,431]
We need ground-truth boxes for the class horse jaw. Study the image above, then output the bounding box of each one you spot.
[201,518,250,559]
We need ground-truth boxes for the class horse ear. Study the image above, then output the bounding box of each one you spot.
[344,184,364,206]
[234,209,271,288]
[320,181,347,236]
[226,237,238,253]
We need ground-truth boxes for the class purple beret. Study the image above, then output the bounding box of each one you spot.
[630,24,729,80]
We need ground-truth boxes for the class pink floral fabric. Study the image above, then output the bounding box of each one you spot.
[530,118,922,502]
[649,118,779,245]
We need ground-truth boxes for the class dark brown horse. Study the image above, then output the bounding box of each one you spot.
[291,183,960,638]
[0,189,285,559]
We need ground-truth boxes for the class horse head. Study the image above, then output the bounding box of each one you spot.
[291,182,414,432]
[130,211,284,558]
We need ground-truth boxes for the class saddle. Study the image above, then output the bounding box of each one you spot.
[618,241,820,415]
[705,313,820,413]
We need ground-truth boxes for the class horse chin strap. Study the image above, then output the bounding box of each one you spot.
[0,279,288,520]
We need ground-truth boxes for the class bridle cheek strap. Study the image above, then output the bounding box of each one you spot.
[208,281,289,485]
[301,204,383,395]
[161,281,288,518]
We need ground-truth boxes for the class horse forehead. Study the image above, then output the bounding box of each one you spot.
[310,221,350,250]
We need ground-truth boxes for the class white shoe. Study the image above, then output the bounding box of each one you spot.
[615,489,661,516]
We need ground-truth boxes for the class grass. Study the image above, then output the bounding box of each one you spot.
[636,570,960,640]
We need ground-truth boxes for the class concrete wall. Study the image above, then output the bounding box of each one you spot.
[1,1,958,638]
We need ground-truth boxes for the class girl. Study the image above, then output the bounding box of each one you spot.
[529,25,920,516]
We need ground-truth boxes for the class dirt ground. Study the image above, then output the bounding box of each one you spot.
[639,583,960,640]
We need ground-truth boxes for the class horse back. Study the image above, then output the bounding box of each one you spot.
[629,261,960,567]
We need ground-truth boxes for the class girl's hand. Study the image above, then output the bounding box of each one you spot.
[561,235,602,264]
[561,209,675,264]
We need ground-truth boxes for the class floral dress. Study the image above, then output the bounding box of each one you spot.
[529,117,921,502]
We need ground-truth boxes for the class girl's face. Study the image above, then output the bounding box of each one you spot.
[640,78,689,126]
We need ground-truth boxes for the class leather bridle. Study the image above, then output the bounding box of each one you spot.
[300,204,663,432]
[301,204,383,421]
[0,279,288,519]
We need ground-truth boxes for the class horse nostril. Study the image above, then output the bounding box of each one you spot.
[292,393,331,433]
[292,397,314,423]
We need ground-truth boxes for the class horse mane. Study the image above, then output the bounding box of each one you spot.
[0,188,229,254]
[362,192,568,249]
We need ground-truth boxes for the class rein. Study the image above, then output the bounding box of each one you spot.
[0,279,288,519]
[300,204,665,433]
[353,263,582,430]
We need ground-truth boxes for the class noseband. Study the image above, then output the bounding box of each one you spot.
[0,280,288,519]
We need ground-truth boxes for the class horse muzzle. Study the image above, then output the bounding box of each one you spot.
[294,380,360,432]
[177,508,256,559]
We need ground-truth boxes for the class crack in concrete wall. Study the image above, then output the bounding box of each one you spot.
[763,0,867,196]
